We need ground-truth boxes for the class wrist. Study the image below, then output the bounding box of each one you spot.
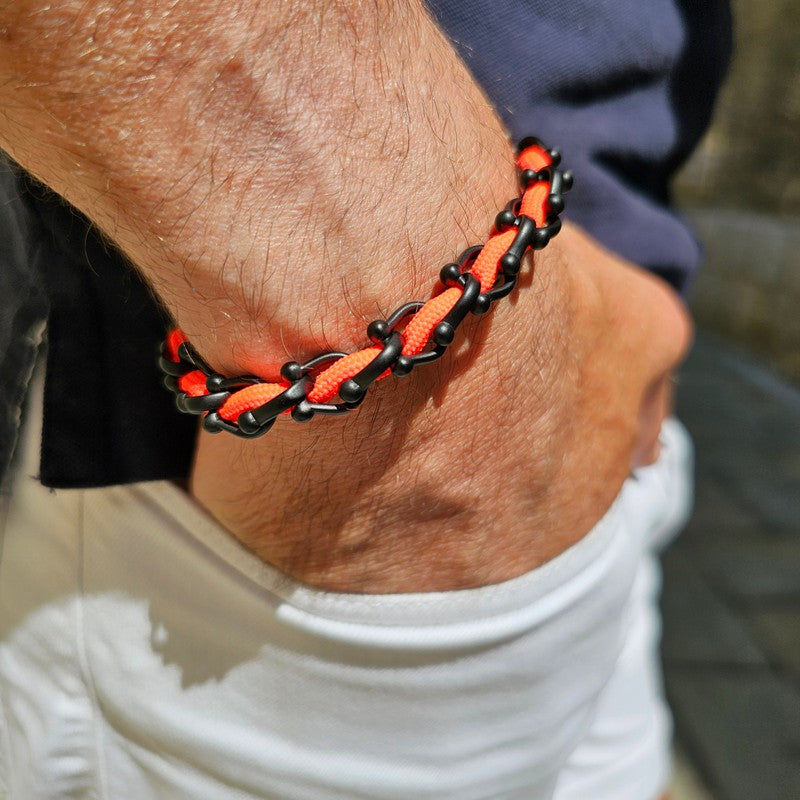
[132,17,520,378]
[188,233,576,593]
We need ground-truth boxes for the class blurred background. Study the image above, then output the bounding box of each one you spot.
[663,0,800,797]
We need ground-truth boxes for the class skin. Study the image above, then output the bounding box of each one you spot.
[0,0,691,594]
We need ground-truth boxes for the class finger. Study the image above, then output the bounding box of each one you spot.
[631,372,675,468]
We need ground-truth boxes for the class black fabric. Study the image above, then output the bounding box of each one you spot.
[23,180,198,488]
[0,159,49,491]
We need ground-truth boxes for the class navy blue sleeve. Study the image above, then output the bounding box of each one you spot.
[427,0,732,291]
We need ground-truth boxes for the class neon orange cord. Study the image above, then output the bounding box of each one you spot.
[160,139,570,436]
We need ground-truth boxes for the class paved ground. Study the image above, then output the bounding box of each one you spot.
[661,331,800,800]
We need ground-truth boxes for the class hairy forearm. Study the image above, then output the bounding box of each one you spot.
[0,0,516,372]
[0,2,689,592]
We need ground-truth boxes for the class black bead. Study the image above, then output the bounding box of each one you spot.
[280,361,304,382]
[548,148,562,167]
[338,379,365,404]
[439,262,462,286]
[495,208,517,231]
[520,169,539,188]
[393,355,414,377]
[548,194,565,215]
[206,373,225,391]
[501,252,521,275]
[176,342,193,363]
[562,170,574,191]
[202,412,224,434]
[472,294,492,315]
[433,322,455,347]
[291,401,315,422]
[533,226,551,250]
[367,319,389,343]
[237,410,261,435]
[517,135,545,154]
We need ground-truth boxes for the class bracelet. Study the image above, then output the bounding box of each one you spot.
[159,137,571,438]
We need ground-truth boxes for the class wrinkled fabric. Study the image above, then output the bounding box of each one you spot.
[428,0,733,289]
[0,158,48,491]
[0,405,694,799]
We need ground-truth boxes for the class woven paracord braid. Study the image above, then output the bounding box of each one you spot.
[159,137,571,438]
